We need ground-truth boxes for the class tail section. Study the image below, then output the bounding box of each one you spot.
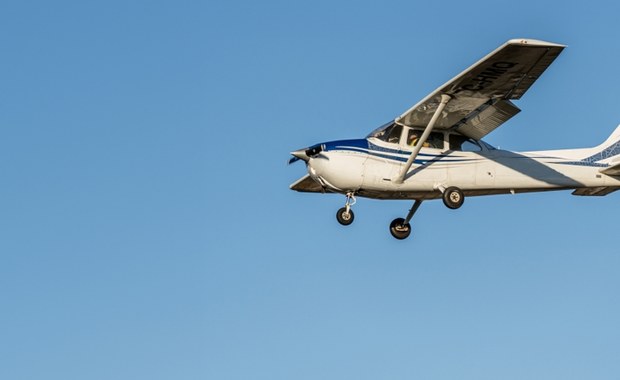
[579,124,620,165]
[571,124,620,196]
[599,123,620,149]
[600,162,620,176]
[591,124,620,177]
[597,125,620,174]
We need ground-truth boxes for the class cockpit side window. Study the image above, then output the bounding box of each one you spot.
[386,124,403,143]
[449,134,482,152]
[407,130,444,149]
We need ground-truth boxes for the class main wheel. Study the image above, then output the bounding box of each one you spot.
[442,186,464,209]
[389,218,411,240]
[336,207,354,225]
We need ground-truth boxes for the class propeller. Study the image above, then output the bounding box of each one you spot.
[287,144,325,165]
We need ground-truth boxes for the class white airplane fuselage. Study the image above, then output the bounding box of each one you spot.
[305,134,620,200]
[289,39,620,239]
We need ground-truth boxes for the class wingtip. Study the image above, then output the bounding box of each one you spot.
[506,38,566,48]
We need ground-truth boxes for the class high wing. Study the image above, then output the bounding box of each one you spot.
[289,174,325,193]
[396,39,565,140]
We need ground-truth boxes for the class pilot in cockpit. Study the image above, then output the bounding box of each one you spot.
[408,131,429,147]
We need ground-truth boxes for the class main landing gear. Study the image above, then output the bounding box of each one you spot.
[442,186,464,209]
[389,199,422,240]
[389,186,464,240]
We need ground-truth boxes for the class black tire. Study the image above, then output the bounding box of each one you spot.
[336,207,354,226]
[389,218,411,240]
[442,186,464,209]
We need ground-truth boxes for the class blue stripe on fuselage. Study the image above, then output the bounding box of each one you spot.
[581,140,620,163]
[322,139,475,165]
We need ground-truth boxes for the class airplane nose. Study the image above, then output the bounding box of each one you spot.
[290,149,309,163]
[289,144,325,164]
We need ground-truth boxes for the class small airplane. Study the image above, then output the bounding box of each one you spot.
[289,39,620,239]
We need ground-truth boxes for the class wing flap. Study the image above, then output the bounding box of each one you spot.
[455,99,521,140]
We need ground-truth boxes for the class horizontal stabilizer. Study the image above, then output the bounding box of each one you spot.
[290,174,325,193]
[572,187,620,196]
[600,162,620,176]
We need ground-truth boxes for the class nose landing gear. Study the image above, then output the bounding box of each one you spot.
[336,192,356,226]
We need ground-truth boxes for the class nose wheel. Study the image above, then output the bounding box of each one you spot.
[336,192,356,226]
[336,207,355,225]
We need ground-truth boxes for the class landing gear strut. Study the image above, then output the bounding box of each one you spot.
[389,200,423,240]
[336,192,356,226]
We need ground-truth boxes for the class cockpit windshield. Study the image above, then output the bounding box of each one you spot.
[367,121,403,144]
[367,121,394,138]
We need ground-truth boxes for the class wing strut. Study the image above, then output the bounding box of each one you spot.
[395,94,451,184]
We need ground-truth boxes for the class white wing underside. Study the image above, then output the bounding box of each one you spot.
[396,39,565,140]
[289,174,325,193]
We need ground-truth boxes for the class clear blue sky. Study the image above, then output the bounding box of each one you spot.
[1,1,619,379]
